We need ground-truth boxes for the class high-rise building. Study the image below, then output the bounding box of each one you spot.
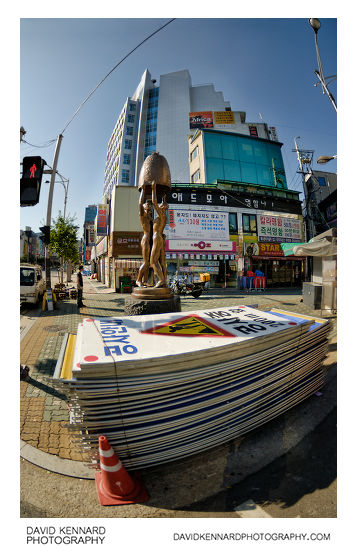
[103,69,272,198]
[84,204,98,223]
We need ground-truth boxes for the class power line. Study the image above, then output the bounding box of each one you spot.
[60,18,176,135]
[22,138,57,149]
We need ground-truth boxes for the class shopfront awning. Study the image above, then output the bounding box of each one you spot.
[281,229,337,257]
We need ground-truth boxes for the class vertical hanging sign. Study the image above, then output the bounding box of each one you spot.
[96,204,108,236]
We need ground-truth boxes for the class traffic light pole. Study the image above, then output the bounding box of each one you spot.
[45,134,63,289]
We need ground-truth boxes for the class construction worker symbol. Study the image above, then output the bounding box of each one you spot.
[141,315,235,337]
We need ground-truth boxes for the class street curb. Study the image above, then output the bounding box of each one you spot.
[20,440,94,479]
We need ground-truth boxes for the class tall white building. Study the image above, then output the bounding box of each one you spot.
[103,69,272,197]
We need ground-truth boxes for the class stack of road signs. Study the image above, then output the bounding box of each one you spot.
[53,305,330,469]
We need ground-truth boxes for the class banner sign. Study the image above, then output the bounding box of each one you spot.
[166,239,236,253]
[96,204,108,236]
[166,209,229,241]
[258,215,302,243]
[189,112,213,129]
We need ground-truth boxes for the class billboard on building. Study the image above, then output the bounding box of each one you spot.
[214,111,235,125]
[166,209,229,241]
[189,112,213,129]
[257,215,302,243]
[96,204,108,236]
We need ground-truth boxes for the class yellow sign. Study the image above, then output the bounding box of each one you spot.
[214,111,235,124]
[142,315,235,337]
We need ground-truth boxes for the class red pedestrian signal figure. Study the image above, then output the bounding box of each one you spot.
[29,163,37,178]
[20,156,45,207]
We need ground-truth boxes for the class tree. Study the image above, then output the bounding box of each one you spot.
[49,214,79,283]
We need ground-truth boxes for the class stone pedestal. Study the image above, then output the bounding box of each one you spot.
[124,287,181,316]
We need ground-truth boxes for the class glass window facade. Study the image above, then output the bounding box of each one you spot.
[204,132,287,188]
[144,87,159,158]
[242,213,257,234]
[122,169,130,183]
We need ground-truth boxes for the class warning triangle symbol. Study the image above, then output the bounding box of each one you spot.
[141,315,235,337]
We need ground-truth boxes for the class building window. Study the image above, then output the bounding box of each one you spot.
[229,213,238,234]
[191,169,200,184]
[122,169,130,183]
[129,103,136,112]
[149,87,159,98]
[145,135,156,148]
[190,146,198,162]
[148,98,158,109]
[147,109,158,121]
[123,154,131,165]
[126,126,134,136]
[128,114,135,123]
[242,213,257,234]
[317,176,327,186]
[146,120,157,133]
[124,139,132,149]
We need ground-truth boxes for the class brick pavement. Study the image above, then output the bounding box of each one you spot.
[20,276,336,463]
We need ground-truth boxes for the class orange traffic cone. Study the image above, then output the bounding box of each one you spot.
[94,435,149,506]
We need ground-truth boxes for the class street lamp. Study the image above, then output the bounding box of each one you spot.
[317,155,337,164]
[308,18,337,112]
[20,126,26,142]
[45,173,70,219]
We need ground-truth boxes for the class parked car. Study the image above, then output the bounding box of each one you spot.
[20,264,46,305]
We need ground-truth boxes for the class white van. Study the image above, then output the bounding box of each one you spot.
[20,264,46,305]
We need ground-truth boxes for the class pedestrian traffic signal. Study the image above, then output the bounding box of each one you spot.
[39,225,51,245]
[20,156,45,206]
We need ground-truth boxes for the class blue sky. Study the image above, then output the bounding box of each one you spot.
[19,17,337,234]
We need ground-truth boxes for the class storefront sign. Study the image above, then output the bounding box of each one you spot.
[166,239,236,253]
[214,111,235,125]
[110,231,142,256]
[168,189,302,215]
[179,266,219,274]
[166,209,229,241]
[258,243,284,257]
[96,236,108,257]
[189,112,213,129]
[258,215,302,243]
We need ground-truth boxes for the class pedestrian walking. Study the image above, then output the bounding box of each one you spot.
[77,265,85,307]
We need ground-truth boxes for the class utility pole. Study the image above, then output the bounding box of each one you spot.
[45,134,63,290]
[293,137,315,242]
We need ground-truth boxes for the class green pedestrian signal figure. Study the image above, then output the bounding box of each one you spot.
[29,163,37,178]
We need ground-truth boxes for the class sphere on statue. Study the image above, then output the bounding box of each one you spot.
[138,152,171,199]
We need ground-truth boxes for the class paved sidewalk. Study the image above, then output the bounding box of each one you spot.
[20,277,336,486]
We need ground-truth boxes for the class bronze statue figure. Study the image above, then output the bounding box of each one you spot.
[135,189,152,287]
[135,152,171,290]
[150,182,168,287]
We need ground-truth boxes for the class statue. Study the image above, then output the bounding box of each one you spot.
[150,182,168,287]
[135,152,171,290]
[126,152,181,313]
[135,190,152,287]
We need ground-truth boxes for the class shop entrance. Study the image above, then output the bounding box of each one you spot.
[248,258,303,287]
